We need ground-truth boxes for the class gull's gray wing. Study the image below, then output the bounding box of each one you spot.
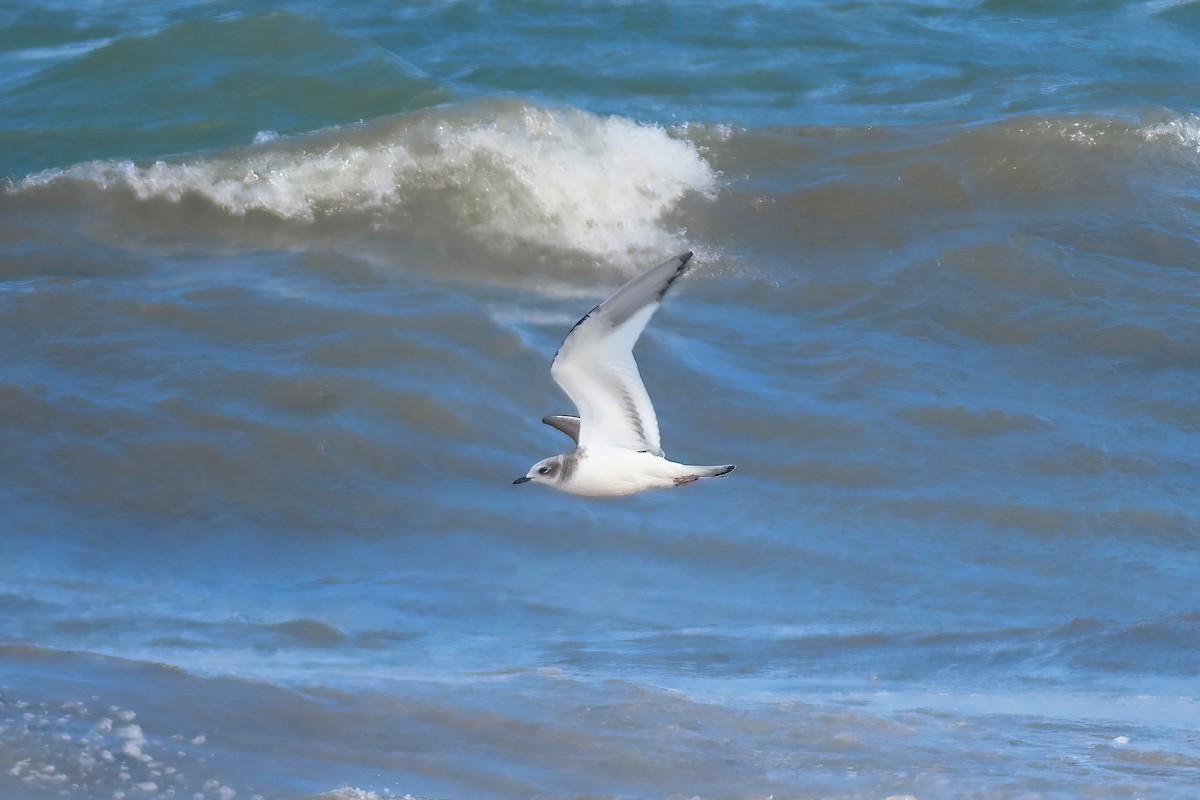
[541,414,581,444]
[550,251,693,455]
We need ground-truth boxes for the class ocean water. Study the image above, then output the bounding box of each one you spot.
[2,1,1199,798]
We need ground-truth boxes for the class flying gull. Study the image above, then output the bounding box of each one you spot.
[514,251,735,496]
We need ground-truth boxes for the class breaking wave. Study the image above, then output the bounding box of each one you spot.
[13,100,718,265]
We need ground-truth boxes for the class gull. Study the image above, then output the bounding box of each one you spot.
[514,251,734,497]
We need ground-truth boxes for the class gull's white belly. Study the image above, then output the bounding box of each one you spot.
[560,449,689,497]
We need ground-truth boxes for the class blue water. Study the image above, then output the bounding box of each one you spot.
[2,2,1199,799]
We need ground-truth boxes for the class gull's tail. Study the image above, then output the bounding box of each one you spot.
[691,465,734,479]
[669,463,735,488]
[671,463,735,488]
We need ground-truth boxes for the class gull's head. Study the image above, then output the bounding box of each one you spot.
[513,455,565,488]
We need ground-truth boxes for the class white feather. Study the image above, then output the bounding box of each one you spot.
[550,253,692,454]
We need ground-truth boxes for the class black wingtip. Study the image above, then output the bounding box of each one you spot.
[657,250,695,301]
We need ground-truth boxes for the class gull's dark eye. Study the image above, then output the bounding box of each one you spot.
[538,466,551,475]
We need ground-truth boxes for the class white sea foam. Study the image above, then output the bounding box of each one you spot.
[315,791,415,800]
[7,38,115,62]
[1141,115,1200,154]
[17,104,718,262]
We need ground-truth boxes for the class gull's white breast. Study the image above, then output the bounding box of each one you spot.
[559,449,692,497]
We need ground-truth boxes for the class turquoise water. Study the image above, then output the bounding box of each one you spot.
[2,2,1199,799]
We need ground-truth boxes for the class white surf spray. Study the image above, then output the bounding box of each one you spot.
[16,101,718,264]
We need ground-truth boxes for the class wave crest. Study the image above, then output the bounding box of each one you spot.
[16,101,718,263]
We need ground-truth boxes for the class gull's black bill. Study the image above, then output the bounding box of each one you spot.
[513,476,532,484]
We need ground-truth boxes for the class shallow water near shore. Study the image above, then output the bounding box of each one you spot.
[2,2,1199,798]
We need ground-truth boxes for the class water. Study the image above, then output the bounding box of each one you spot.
[2,1,1199,798]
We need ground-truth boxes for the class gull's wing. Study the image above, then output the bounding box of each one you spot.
[541,415,581,443]
[550,251,693,455]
